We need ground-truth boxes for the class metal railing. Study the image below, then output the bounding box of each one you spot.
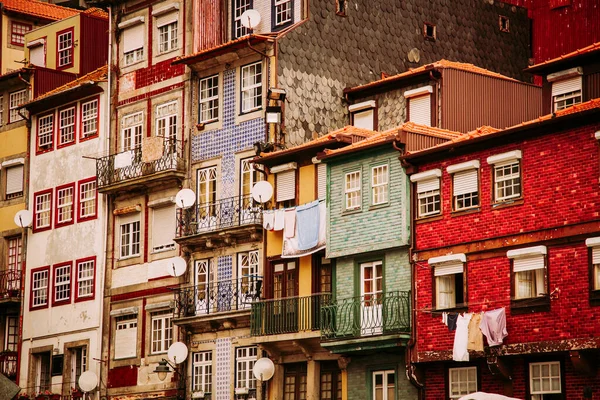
[0,351,17,379]
[176,194,266,238]
[95,138,184,188]
[172,276,262,318]
[0,270,21,299]
[251,293,332,336]
[320,291,411,340]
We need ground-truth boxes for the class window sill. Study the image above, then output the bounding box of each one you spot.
[151,246,176,255]
[492,198,524,209]
[433,304,468,313]
[341,208,362,216]
[156,47,179,58]
[451,207,480,217]
[416,214,443,224]
[368,202,390,211]
[510,297,550,314]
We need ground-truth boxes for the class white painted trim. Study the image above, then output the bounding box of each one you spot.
[487,150,522,165]
[585,237,600,247]
[547,67,583,82]
[348,100,376,113]
[270,162,297,174]
[507,245,547,259]
[410,169,441,182]
[1,158,25,168]
[311,156,321,165]
[110,307,139,316]
[148,197,175,208]
[118,16,145,30]
[447,160,480,174]
[145,301,174,311]
[152,3,180,16]
[594,131,600,140]
[26,38,45,48]
[404,85,433,99]
[428,253,466,265]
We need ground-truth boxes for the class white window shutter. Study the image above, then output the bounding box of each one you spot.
[123,24,145,53]
[551,76,582,97]
[6,165,23,195]
[434,262,463,276]
[152,206,175,251]
[513,255,544,272]
[317,163,327,200]
[409,95,431,126]
[453,169,478,196]
[353,109,374,130]
[156,13,178,28]
[417,178,439,193]
[115,323,137,359]
[30,46,45,67]
[276,170,295,202]
[592,247,600,264]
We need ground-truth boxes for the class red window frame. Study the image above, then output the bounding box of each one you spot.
[75,256,96,302]
[56,27,74,70]
[33,189,53,233]
[10,22,32,46]
[30,266,50,311]
[77,177,98,222]
[55,182,76,228]
[57,103,77,148]
[79,96,100,141]
[36,111,55,155]
[52,261,72,306]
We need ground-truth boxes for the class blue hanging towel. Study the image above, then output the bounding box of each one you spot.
[296,200,320,250]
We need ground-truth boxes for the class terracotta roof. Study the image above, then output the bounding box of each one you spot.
[526,41,600,73]
[0,68,27,82]
[82,7,109,20]
[346,59,522,94]
[399,121,463,140]
[1,0,80,21]
[173,34,275,65]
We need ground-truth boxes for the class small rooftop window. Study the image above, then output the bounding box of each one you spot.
[499,16,509,33]
[424,23,436,41]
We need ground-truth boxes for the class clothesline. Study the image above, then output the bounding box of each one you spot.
[262,198,325,212]
[416,293,550,314]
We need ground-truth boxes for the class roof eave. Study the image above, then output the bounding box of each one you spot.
[525,49,600,75]
[173,36,271,66]
[22,81,104,111]
[318,136,397,161]
[344,66,435,97]
[254,137,353,166]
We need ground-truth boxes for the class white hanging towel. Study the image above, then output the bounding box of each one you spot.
[263,210,275,231]
[453,313,472,362]
[284,208,296,238]
[274,209,285,231]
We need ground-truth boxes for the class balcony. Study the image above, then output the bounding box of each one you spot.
[95,138,185,194]
[175,195,267,248]
[320,291,411,353]
[0,271,21,303]
[0,351,17,380]
[172,276,262,329]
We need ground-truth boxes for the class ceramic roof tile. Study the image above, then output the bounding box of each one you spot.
[527,42,600,72]
[2,0,80,21]
[82,7,109,20]
[174,34,275,64]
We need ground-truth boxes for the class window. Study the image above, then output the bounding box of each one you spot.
[405,86,433,127]
[273,163,296,207]
[241,61,262,113]
[9,89,27,123]
[235,346,257,390]
[121,112,143,151]
[78,178,97,221]
[449,367,477,398]
[56,183,75,226]
[57,29,74,68]
[241,157,264,204]
[507,246,548,305]
[5,316,18,352]
[34,352,51,392]
[156,101,178,148]
[344,171,361,210]
[151,309,173,354]
[119,215,141,259]
[75,257,95,301]
[372,370,395,400]
[423,23,436,40]
[371,165,388,205]
[70,346,87,390]
[336,0,347,15]
[58,106,76,147]
[320,363,342,400]
[284,363,307,400]
[34,190,53,231]
[317,163,327,201]
[80,98,98,139]
[53,262,72,305]
[192,351,213,394]
[6,236,22,280]
[233,0,252,39]
[586,237,600,305]
[447,161,480,211]
[11,22,31,46]
[429,254,466,310]
[199,75,219,123]
[411,169,441,218]
[29,40,45,67]
[487,150,522,203]
[499,15,510,32]
[31,267,49,309]
[0,95,3,125]
[350,100,375,130]
[115,315,137,359]
[238,250,260,306]
[158,21,178,53]
[152,206,176,252]
[197,166,218,223]
[551,74,582,111]
[37,113,54,153]
[5,164,24,199]
[273,0,293,28]
[529,361,562,399]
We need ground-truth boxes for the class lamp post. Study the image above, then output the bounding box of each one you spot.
[253,358,275,400]
[153,358,186,400]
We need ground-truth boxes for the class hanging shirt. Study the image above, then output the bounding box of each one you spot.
[453,313,472,362]
[263,210,274,231]
[274,209,285,231]
[447,313,458,331]
[467,313,484,352]
[480,307,508,347]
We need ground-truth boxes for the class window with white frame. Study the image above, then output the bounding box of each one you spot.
[34,352,51,392]
[5,316,18,351]
[5,164,24,199]
[9,89,27,123]
[54,263,71,303]
[37,113,54,151]
[345,171,361,210]
[156,101,178,150]
[551,73,582,111]
[447,161,480,211]
[57,30,73,67]
[152,205,176,252]
[197,166,218,221]
[32,268,49,308]
[273,0,293,28]
[76,258,95,300]
[586,238,600,297]
[235,346,257,389]
[411,169,441,218]
[119,214,141,259]
[192,351,213,394]
[507,246,547,300]
[6,236,22,276]
[233,0,252,39]
[70,346,87,390]
[372,370,395,400]
[241,61,262,113]
[115,315,137,359]
[429,255,466,310]
[158,21,178,53]
[405,86,433,127]
[487,150,522,203]
[78,179,97,220]
[273,164,296,207]
[29,40,45,67]
[56,185,74,225]
[449,367,477,398]
[34,191,52,230]
[200,75,219,123]
[371,164,388,205]
[119,17,145,66]
[59,106,75,145]
[151,309,173,354]
[81,98,98,138]
[11,22,31,46]
[350,101,375,130]
[529,361,561,399]
[121,112,143,151]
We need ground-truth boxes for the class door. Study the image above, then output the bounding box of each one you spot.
[270,260,298,333]
[312,252,333,330]
[120,112,143,167]
[195,259,211,315]
[238,250,260,308]
[284,363,307,400]
[197,166,218,231]
[360,261,383,336]
[240,158,263,224]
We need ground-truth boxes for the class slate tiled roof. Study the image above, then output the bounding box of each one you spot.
[1,0,80,21]
[526,41,600,73]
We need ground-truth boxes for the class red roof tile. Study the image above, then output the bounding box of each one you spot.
[526,42,600,73]
[174,34,275,65]
[25,65,107,105]
[2,0,80,21]
[82,7,109,20]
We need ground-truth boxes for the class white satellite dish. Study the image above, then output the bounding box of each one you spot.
[251,181,273,203]
[168,257,187,277]
[253,357,275,381]
[78,370,98,393]
[240,9,261,29]
[14,209,33,228]
[167,342,188,364]
[175,189,196,209]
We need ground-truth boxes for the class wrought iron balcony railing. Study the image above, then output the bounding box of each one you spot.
[320,291,411,340]
[0,351,17,379]
[251,293,332,336]
[0,270,21,299]
[176,194,266,238]
[95,138,184,188]
[172,276,262,318]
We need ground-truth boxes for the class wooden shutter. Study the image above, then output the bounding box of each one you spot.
[551,76,582,97]
[409,95,431,126]
[6,165,23,195]
[352,109,374,130]
[30,46,45,67]
[513,255,544,272]
[123,24,145,53]
[115,320,137,359]
[317,163,327,200]
[416,178,439,193]
[276,170,295,202]
[152,206,175,251]
[453,169,478,196]
[434,262,463,276]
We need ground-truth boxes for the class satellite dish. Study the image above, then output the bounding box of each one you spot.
[253,358,275,381]
[251,181,273,203]
[240,9,261,29]
[175,189,196,209]
[167,342,188,364]
[78,371,98,393]
[14,209,33,228]
[168,257,187,277]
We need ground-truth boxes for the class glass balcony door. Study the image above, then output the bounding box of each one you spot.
[360,261,383,336]
[195,259,211,315]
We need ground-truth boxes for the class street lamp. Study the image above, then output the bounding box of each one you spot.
[154,358,176,381]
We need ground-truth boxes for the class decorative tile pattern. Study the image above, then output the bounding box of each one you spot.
[215,337,232,400]
[217,255,233,282]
